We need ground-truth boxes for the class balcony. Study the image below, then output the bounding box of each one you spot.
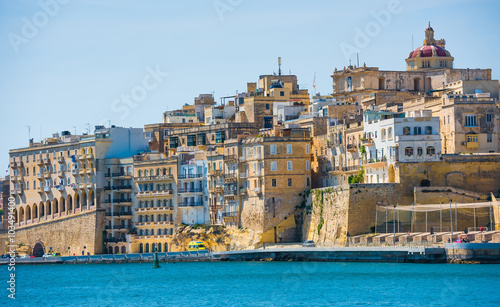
[178,174,203,180]
[347,144,357,153]
[57,156,65,163]
[110,172,133,178]
[223,155,237,163]
[178,188,203,194]
[361,138,374,146]
[79,169,86,175]
[134,175,173,182]
[58,170,65,178]
[57,185,65,191]
[222,211,238,217]
[178,202,203,207]
[105,225,129,230]
[37,172,44,180]
[239,188,247,196]
[239,156,247,162]
[43,172,51,179]
[240,172,248,178]
[106,211,133,217]
[11,175,19,182]
[10,188,18,195]
[152,189,173,197]
[78,183,86,189]
[72,169,80,176]
[467,141,479,149]
[209,187,223,194]
[103,199,133,204]
[224,173,237,183]
[36,158,45,165]
[43,158,51,164]
[208,170,223,177]
[105,185,132,191]
[44,186,51,193]
[86,152,94,160]
[135,206,174,213]
[86,169,93,175]
[10,161,18,169]
[224,190,237,200]
[78,154,86,160]
[134,221,174,227]
[254,187,262,194]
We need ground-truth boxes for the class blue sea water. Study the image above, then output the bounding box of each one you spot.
[2,262,500,306]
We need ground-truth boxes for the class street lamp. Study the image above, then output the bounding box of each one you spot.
[393,204,396,246]
[449,199,454,242]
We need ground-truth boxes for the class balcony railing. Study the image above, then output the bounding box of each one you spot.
[134,221,174,227]
[134,175,173,181]
[135,206,174,212]
[58,170,65,177]
[44,186,51,192]
[102,199,133,204]
[178,174,203,179]
[105,212,133,217]
[222,211,238,217]
[105,237,127,243]
[105,225,129,230]
[240,172,248,178]
[178,202,203,207]
[178,188,203,193]
[105,185,132,191]
[223,155,237,163]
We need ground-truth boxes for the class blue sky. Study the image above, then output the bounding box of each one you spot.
[1,0,499,174]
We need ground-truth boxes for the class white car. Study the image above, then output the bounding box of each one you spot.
[20,255,28,259]
[43,253,52,258]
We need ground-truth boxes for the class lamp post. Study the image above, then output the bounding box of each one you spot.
[440,202,443,232]
[393,204,396,246]
[385,204,388,234]
[449,199,454,242]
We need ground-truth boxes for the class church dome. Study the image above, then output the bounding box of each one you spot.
[410,45,449,58]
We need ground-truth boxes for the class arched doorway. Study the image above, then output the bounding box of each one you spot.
[157,243,161,252]
[121,246,126,254]
[108,246,113,254]
[33,242,45,257]
[420,179,430,187]
[60,197,66,212]
[67,195,73,211]
[46,200,51,215]
[81,191,87,209]
[139,243,144,253]
[89,190,94,207]
[26,205,31,221]
[53,199,59,214]
[388,165,396,183]
[114,246,119,254]
[40,202,44,217]
[19,207,25,223]
[75,194,80,209]
[33,204,38,219]
[164,243,168,252]
[145,243,150,253]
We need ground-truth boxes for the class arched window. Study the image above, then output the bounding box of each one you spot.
[425,126,432,135]
[138,170,142,177]
[388,128,393,140]
[426,146,436,155]
[144,170,148,176]
[417,147,423,156]
[405,147,414,157]
[403,127,411,135]
[381,129,386,141]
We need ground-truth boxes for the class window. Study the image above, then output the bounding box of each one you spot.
[426,146,435,155]
[266,104,270,110]
[306,160,310,170]
[287,144,292,154]
[272,179,277,187]
[307,178,310,186]
[26,181,29,190]
[414,127,422,135]
[487,134,492,143]
[467,134,478,143]
[388,128,393,140]
[305,144,310,154]
[270,161,277,171]
[287,161,293,171]
[381,129,386,141]
[287,178,292,186]
[280,91,284,96]
[405,147,414,157]
[465,115,477,127]
[403,127,411,135]
[417,147,423,156]
[33,181,36,189]
[425,126,432,135]
[270,144,276,154]
[487,114,493,123]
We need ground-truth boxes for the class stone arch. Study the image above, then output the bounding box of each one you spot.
[445,172,466,189]
[108,246,113,254]
[53,198,59,214]
[81,191,87,209]
[413,78,421,91]
[121,246,126,254]
[139,243,144,253]
[88,190,94,207]
[46,200,51,215]
[13,209,18,224]
[19,206,25,223]
[420,179,430,187]
[75,194,80,209]
[32,242,45,257]
[26,205,31,221]
[67,195,73,211]
[145,243,150,253]
[33,204,38,219]
[60,197,66,213]
[39,202,44,218]
[388,164,396,183]
[164,243,168,252]
[114,246,119,254]
[162,168,167,176]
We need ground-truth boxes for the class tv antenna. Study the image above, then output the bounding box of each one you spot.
[26,125,31,140]
[72,126,76,135]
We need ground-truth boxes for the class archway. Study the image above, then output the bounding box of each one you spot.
[114,246,119,254]
[67,195,73,212]
[139,243,144,253]
[39,202,44,218]
[388,165,396,183]
[19,207,25,223]
[108,246,113,254]
[53,199,59,214]
[46,200,52,215]
[33,204,38,219]
[60,197,66,213]
[157,243,161,252]
[26,205,31,221]
[164,243,168,252]
[75,194,80,209]
[413,78,421,91]
[420,179,430,187]
[81,191,87,209]
[145,243,150,253]
[32,242,45,257]
[121,246,126,254]
[89,190,94,207]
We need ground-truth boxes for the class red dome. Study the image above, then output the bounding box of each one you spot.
[411,45,447,58]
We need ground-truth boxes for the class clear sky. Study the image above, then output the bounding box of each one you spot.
[1,0,499,174]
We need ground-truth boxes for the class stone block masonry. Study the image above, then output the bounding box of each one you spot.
[3,209,106,256]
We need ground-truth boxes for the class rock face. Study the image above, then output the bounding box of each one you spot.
[170,225,262,252]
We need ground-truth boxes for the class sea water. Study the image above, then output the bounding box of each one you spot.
[2,262,500,306]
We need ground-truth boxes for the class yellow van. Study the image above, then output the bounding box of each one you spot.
[188,241,207,251]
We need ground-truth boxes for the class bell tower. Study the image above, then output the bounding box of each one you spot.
[423,22,436,46]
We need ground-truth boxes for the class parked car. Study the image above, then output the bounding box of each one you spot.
[20,255,29,259]
[43,253,52,258]
[302,240,315,247]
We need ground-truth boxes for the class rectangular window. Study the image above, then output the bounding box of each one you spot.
[487,134,492,143]
[26,181,29,190]
[487,114,492,123]
[33,181,36,189]
[287,161,293,171]
[305,144,310,154]
[306,160,310,170]
[270,161,277,171]
[266,104,270,110]
[270,144,277,154]
[287,144,292,154]
[405,147,414,157]
[288,178,292,186]
[272,179,277,187]
[465,115,477,127]
[307,178,310,186]
[280,91,285,96]
[467,134,478,143]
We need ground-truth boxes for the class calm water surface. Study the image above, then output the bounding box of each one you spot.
[2,262,500,306]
